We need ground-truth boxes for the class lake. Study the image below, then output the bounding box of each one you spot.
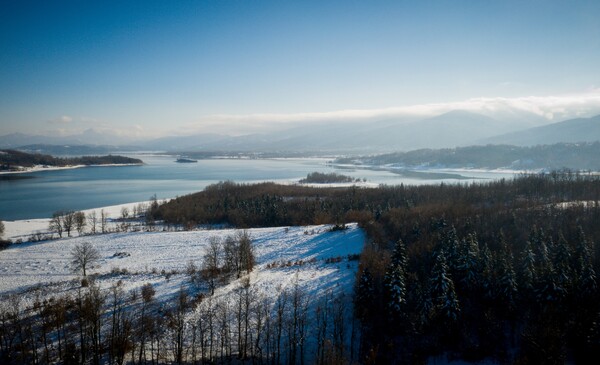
[0,155,516,220]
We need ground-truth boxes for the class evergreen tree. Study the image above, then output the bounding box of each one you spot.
[519,241,537,292]
[384,241,407,316]
[495,254,518,308]
[552,233,572,296]
[355,267,375,322]
[459,233,480,291]
[440,226,461,276]
[531,227,550,275]
[385,264,406,315]
[429,250,460,322]
[479,242,495,299]
[574,226,592,276]
[390,238,408,269]
[495,232,518,307]
[579,259,598,296]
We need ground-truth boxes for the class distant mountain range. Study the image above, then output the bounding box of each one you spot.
[1,112,599,154]
[336,142,600,171]
[0,129,139,150]
[482,114,600,146]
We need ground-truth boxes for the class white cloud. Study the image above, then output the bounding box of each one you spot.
[47,115,73,124]
[184,89,600,134]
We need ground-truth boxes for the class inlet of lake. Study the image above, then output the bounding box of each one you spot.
[0,155,517,220]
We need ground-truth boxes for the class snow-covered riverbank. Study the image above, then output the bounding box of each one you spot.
[2,199,164,242]
[0,162,143,175]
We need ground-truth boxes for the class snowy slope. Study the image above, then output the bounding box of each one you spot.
[0,224,365,308]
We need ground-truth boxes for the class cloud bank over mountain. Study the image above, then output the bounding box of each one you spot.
[181,90,600,135]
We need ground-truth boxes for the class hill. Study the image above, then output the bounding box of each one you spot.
[336,142,600,171]
[139,110,529,153]
[0,223,364,364]
[484,114,600,146]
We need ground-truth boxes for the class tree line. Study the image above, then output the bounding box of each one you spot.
[152,171,600,231]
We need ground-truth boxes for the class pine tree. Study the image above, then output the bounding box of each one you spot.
[495,254,518,307]
[519,241,537,292]
[552,233,572,297]
[385,267,405,315]
[459,233,480,291]
[495,232,518,307]
[429,250,460,322]
[440,226,461,276]
[531,227,550,276]
[390,238,408,269]
[355,267,375,322]
[579,259,598,295]
[574,226,593,276]
[572,227,597,299]
[384,240,408,316]
[479,242,494,299]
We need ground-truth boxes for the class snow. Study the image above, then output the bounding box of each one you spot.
[3,199,167,242]
[0,223,365,311]
[0,163,142,175]
[297,181,379,188]
[552,200,599,209]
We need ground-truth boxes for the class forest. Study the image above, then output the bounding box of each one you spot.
[0,150,142,171]
[152,171,600,363]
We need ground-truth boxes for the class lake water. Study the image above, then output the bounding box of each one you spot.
[0,155,516,220]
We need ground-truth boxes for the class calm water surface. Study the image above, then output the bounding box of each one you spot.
[0,155,515,220]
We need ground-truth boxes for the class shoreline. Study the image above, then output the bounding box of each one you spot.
[0,162,143,175]
[2,198,167,242]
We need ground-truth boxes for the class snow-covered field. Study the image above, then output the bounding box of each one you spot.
[3,200,166,242]
[0,223,365,310]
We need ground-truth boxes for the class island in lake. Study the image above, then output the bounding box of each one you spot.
[299,171,363,184]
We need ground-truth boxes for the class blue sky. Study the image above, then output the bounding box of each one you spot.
[1,0,599,137]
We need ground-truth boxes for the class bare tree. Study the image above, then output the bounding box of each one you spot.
[138,283,156,363]
[50,211,65,238]
[120,207,129,220]
[71,242,101,277]
[274,288,288,365]
[237,230,255,277]
[74,211,86,235]
[87,211,97,234]
[100,210,108,234]
[202,236,222,295]
[223,235,238,276]
[120,207,130,232]
[223,231,255,278]
[167,287,190,365]
[216,298,232,361]
[0,220,4,239]
[235,277,253,359]
[62,211,76,237]
[81,281,106,365]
